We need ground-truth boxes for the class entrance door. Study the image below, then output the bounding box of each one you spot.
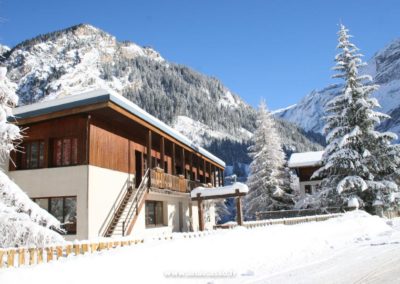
[135,151,142,187]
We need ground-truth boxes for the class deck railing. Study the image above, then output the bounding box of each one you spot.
[150,168,203,193]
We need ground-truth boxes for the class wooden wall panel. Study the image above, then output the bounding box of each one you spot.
[10,115,88,170]
[298,166,320,182]
[89,124,129,173]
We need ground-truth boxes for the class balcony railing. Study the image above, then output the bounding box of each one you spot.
[150,168,204,193]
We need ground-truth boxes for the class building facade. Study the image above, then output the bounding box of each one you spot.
[6,90,225,240]
[288,151,323,196]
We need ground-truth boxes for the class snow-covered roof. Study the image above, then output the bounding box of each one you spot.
[191,182,248,198]
[288,151,324,168]
[13,89,225,168]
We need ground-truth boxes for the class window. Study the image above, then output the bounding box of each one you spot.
[305,185,312,195]
[145,201,164,227]
[19,140,45,169]
[52,137,78,166]
[33,196,77,234]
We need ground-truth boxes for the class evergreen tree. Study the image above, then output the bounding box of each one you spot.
[245,101,293,219]
[312,24,400,211]
[0,67,64,247]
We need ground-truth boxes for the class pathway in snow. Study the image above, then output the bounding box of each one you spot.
[1,211,399,284]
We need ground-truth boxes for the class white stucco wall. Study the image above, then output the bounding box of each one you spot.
[6,163,217,241]
[7,166,89,240]
[132,191,192,238]
[87,165,133,239]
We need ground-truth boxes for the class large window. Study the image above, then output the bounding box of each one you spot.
[19,140,45,169]
[33,196,77,234]
[145,201,164,227]
[52,137,78,166]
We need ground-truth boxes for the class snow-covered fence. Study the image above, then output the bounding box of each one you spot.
[0,238,144,269]
[245,213,343,229]
[256,207,353,220]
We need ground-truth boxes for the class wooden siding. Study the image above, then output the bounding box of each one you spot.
[298,166,320,182]
[10,115,88,170]
[89,124,130,173]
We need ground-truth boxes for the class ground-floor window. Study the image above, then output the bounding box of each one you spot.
[304,185,312,195]
[145,200,164,227]
[33,196,77,234]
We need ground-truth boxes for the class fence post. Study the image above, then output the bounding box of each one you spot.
[18,248,25,267]
[37,248,43,264]
[73,244,81,256]
[46,247,53,262]
[90,243,99,253]
[7,249,15,268]
[82,243,88,254]
[0,249,4,268]
[56,246,63,259]
[29,247,35,265]
[65,244,72,257]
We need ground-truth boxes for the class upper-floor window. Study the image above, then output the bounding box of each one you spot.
[52,137,78,166]
[19,140,45,169]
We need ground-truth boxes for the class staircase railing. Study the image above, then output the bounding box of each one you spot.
[100,178,133,237]
[122,168,150,236]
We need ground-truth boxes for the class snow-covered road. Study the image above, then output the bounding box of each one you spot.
[256,233,400,283]
[1,211,399,284]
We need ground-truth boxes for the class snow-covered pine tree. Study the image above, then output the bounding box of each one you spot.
[0,67,64,247]
[245,101,293,219]
[312,24,400,211]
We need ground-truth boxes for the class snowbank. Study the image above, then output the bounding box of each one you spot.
[0,211,395,283]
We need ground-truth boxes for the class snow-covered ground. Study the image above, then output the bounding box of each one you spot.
[1,211,400,284]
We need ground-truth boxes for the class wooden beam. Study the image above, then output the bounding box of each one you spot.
[181,147,185,176]
[189,152,193,181]
[15,102,109,126]
[222,169,225,186]
[236,189,243,226]
[160,136,165,171]
[213,165,217,187]
[197,193,204,231]
[172,143,176,175]
[203,159,207,183]
[147,130,152,170]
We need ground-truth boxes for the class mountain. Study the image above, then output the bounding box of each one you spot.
[276,39,400,138]
[0,24,322,167]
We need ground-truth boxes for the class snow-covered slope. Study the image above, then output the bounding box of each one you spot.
[276,38,400,137]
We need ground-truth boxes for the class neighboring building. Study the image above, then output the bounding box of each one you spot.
[288,151,324,196]
[5,89,226,240]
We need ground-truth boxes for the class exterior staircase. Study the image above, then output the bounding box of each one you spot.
[104,169,150,237]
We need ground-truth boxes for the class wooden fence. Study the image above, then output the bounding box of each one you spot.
[215,213,343,229]
[0,213,343,269]
[0,238,145,269]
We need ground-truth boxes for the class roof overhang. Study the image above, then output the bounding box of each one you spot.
[12,89,226,168]
[288,151,324,168]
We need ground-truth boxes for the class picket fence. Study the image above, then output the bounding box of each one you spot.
[0,213,343,269]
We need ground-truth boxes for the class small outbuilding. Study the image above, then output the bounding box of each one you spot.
[288,151,324,196]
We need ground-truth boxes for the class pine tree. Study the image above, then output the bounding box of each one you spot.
[312,24,400,211]
[0,67,64,247]
[245,101,293,219]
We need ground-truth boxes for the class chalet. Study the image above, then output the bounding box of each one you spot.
[5,89,227,240]
[288,151,324,195]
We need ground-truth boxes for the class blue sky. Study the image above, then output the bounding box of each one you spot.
[1,0,400,110]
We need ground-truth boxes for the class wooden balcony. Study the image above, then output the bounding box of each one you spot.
[149,168,203,193]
